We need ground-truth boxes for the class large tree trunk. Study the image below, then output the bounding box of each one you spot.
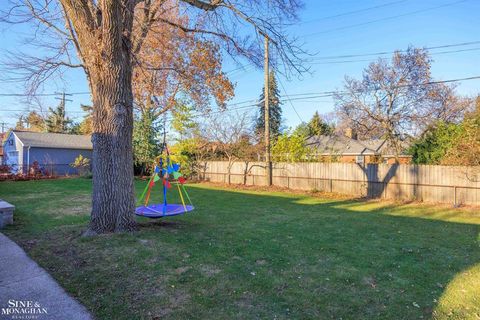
[83,1,137,234]
[87,74,136,234]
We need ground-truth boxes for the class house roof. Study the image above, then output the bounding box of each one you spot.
[358,139,385,152]
[12,131,92,150]
[376,140,411,157]
[306,135,377,155]
[306,135,410,157]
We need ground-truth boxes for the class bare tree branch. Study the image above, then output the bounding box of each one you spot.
[182,0,223,11]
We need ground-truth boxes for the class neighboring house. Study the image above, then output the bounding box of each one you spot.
[2,131,93,175]
[306,132,412,165]
[0,132,6,164]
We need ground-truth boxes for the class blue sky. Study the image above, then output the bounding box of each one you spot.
[0,0,479,130]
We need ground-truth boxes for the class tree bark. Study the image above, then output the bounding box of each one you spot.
[87,76,136,234]
[81,0,136,234]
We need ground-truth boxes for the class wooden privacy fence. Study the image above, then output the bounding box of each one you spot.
[201,161,480,206]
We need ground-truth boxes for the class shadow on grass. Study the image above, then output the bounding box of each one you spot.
[137,220,184,229]
[129,185,480,319]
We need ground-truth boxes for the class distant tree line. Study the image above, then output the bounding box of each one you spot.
[11,47,479,172]
[15,102,93,135]
[173,47,479,169]
[408,96,479,166]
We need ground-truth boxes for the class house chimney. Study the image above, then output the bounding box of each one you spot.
[344,127,357,140]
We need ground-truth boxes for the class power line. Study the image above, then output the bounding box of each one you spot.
[1,75,479,118]
[0,98,261,117]
[186,74,480,119]
[219,1,474,73]
[277,76,303,123]
[302,0,471,38]
[300,0,409,24]
[0,39,476,99]
[0,109,86,113]
[0,41,475,97]
[286,100,332,104]
[224,39,480,78]
[0,2,474,104]
[308,40,480,61]
[0,91,90,97]
[308,47,480,65]
[280,75,480,100]
[225,64,254,74]
[162,103,259,123]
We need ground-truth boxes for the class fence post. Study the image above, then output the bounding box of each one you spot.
[202,161,480,206]
[453,186,457,207]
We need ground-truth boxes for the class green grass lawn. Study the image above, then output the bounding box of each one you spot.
[1,178,479,319]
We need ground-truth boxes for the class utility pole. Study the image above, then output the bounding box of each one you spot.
[263,35,272,186]
[55,92,73,107]
[54,92,73,132]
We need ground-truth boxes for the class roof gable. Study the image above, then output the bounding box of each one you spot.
[306,135,377,155]
[13,131,92,150]
[357,139,385,152]
[306,135,410,156]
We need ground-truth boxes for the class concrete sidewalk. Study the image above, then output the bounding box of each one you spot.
[0,233,93,320]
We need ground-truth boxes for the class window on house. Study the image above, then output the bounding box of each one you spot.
[356,155,364,164]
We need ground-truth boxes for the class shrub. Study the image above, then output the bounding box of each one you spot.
[0,165,12,174]
[70,154,91,177]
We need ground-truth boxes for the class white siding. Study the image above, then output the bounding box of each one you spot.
[2,132,24,173]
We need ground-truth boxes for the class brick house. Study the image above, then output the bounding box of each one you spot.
[305,133,412,164]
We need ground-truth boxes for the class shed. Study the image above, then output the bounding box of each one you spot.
[2,131,93,175]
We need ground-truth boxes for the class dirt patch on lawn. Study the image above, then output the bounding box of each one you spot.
[200,264,222,277]
[256,259,268,266]
[175,266,191,274]
[149,290,191,319]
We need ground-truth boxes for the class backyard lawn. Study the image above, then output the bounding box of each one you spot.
[1,178,479,319]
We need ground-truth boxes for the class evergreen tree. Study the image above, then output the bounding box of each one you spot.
[171,101,198,139]
[410,97,480,166]
[441,96,480,166]
[15,115,25,130]
[294,112,333,138]
[132,109,161,175]
[293,122,309,137]
[25,111,46,132]
[14,112,46,132]
[306,111,333,137]
[69,123,82,134]
[408,121,462,164]
[255,70,282,140]
[45,101,72,133]
[78,104,93,135]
